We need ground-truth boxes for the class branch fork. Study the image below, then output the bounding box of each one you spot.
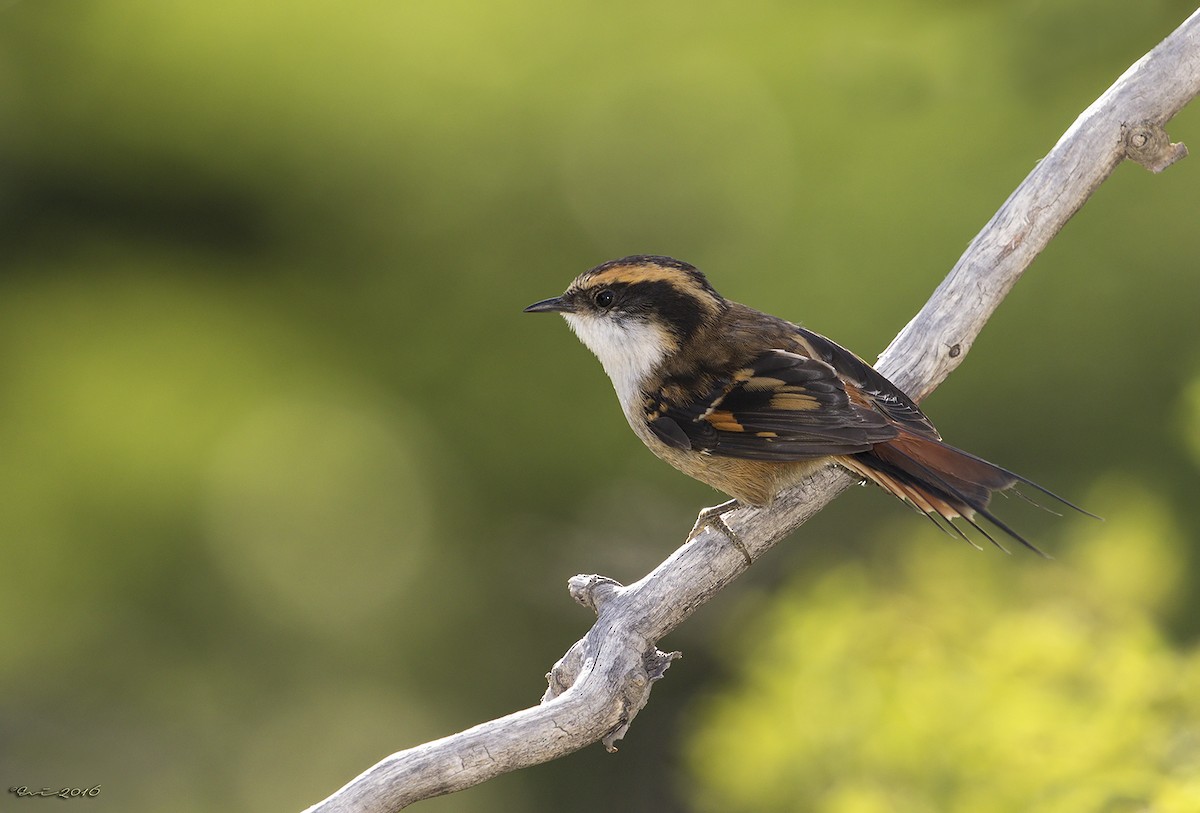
[546,574,683,751]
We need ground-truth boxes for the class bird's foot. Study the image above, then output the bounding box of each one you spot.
[687,499,751,566]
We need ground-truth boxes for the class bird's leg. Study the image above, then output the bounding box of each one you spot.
[687,499,751,566]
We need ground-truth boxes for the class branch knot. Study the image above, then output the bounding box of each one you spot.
[599,652,679,752]
[1122,120,1188,173]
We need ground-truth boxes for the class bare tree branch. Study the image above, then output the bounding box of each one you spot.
[304,10,1200,812]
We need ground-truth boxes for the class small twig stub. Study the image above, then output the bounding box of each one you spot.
[1123,120,1189,172]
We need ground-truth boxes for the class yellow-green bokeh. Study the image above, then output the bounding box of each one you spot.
[686,483,1200,813]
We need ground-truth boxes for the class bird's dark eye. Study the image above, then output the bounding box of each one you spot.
[593,289,615,309]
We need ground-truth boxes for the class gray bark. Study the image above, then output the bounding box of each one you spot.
[304,9,1200,812]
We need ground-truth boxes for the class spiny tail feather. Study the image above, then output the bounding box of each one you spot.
[841,433,1090,557]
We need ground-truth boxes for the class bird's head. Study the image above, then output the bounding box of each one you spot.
[525,255,727,402]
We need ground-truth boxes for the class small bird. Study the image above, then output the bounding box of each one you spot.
[525,255,1081,561]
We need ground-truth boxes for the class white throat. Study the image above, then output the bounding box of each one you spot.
[562,313,672,415]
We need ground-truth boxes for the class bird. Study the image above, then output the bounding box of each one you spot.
[525,254,1084,562]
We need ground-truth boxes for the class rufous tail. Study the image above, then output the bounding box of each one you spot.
[840,431,1089,556]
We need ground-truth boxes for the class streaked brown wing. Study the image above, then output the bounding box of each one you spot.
[794,327,940,440]
[646,350,899,461]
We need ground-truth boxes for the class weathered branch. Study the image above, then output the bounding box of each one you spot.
[304,10,1200,812]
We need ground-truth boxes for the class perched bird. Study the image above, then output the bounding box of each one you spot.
[525,254,1082,561]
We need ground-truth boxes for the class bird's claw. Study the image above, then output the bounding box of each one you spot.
[687,499,751,566]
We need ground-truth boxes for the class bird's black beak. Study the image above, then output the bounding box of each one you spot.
[523,295,575,314]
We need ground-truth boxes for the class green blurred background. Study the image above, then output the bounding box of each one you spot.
[2,1,1199,811]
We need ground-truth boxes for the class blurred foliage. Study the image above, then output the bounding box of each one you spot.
[0,1,1197,812]
[686,482,1200,813]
